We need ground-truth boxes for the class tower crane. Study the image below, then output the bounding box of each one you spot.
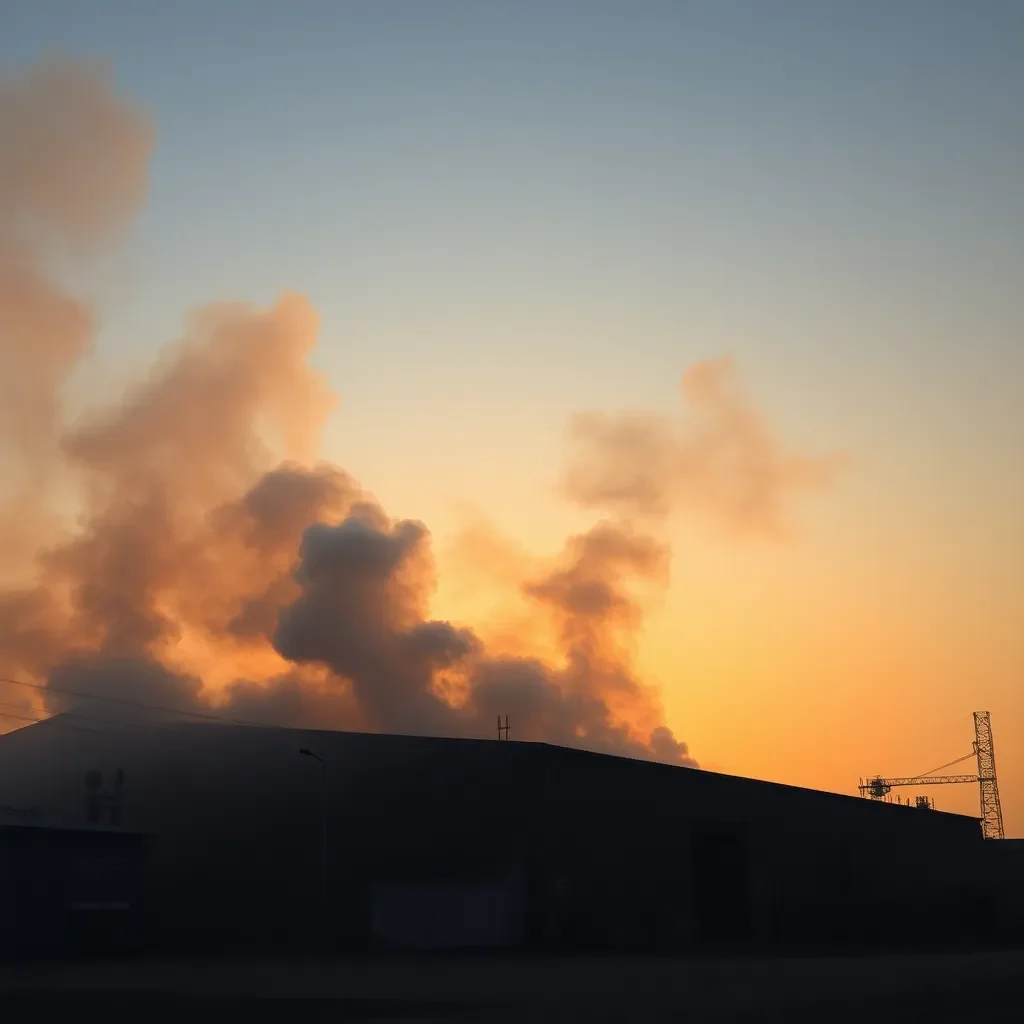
[859,711,1004,840]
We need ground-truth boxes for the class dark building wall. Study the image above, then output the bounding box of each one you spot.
[0,719,995,955]
[982,839,1024,941]
[0,823,146,961]
[529,744,986,950]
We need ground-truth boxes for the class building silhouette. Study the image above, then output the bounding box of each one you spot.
[0,716,1018,955]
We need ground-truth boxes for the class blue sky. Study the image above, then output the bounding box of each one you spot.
[4,0,1022,536]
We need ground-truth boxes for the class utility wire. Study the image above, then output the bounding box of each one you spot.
[0,702,223,738]
[0,699,44,714]
[0,697,194,736]
[0,708,147,738]
[0,674,282,730]
[0,699,158,732]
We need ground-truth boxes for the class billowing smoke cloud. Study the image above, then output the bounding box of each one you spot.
[274,514,480,736]
[484,523,692,763]
[44,296,339,659]
[0,59,151,575]
[46,654,203,720]
[564,357,846,538]
[264,512,696,763]
[0,61,836,768]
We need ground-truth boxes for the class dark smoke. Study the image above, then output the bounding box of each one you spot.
[273,515,478,737]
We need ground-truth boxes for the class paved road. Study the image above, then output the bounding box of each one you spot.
[2,950,1023,1021]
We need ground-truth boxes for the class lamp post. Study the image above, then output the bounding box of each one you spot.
[299,747,328,948]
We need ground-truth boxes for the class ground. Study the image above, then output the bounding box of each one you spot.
[2,950,1023,1021]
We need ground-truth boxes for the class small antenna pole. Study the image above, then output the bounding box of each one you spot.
[497,715,509,741]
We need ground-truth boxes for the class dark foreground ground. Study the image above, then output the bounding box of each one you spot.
[2,949,1023,1022]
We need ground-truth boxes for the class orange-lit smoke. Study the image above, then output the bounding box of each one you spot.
[0,61,839,767]
[565,356,847,539]
[0,59,150,575]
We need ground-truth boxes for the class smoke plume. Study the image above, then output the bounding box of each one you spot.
[0,59,151,574]
[0,60,837,768]
[565,357,846,538]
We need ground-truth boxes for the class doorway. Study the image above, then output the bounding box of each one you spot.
[690,822,751,942]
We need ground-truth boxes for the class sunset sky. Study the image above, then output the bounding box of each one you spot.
[2,2,1021,834]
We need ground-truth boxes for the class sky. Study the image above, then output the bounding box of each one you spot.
[1,1,1021,833]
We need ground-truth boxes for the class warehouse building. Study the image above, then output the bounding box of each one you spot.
[0,809,147,961]
[0,716,1005,954]
[984,838,1024,941]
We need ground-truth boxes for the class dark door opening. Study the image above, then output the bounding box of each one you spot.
[690,822,751,942]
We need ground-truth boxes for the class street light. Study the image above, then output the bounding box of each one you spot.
[299,748,328,948]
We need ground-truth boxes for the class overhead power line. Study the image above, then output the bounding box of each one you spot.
[0,708,148,738]
[0,674,283,731]
[0,697,175,736]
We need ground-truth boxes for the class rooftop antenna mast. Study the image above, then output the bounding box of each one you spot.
[858,711,1004,840]
[497,715,509,741]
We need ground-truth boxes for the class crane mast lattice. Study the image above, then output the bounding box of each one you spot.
[858,711,1004,840]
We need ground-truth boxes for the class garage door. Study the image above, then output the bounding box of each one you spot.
[371,871,525,949]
